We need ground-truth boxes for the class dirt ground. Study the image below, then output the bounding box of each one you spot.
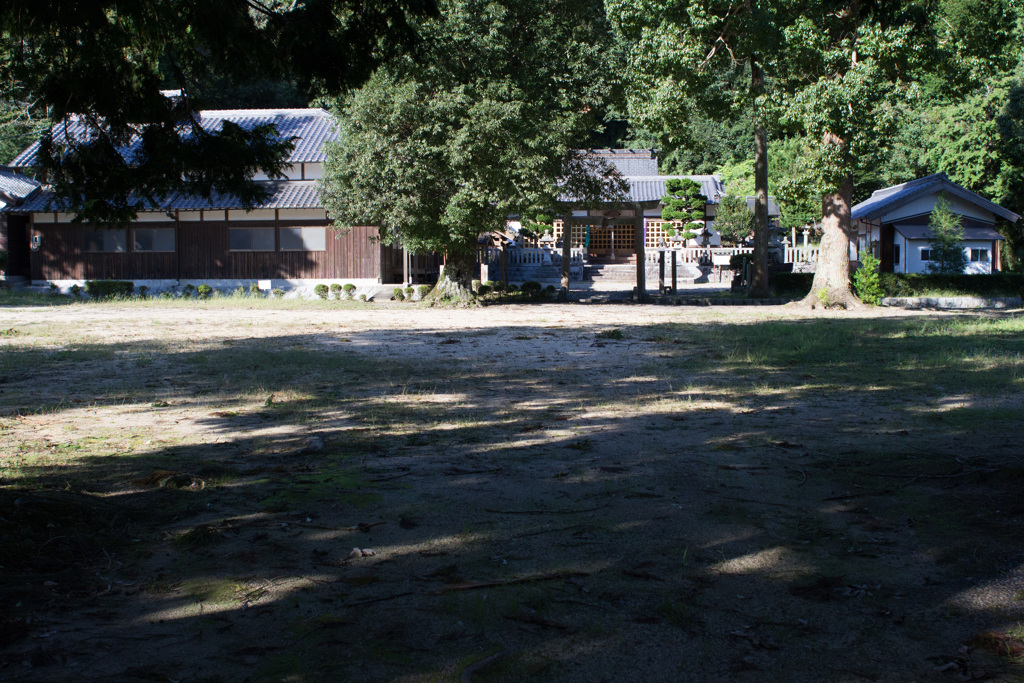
[1,300,1023,682]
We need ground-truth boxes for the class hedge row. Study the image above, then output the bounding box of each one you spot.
[770,273,1024,298]
[85,280,135,299]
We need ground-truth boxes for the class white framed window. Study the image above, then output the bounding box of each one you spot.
[970,248,989,262]
[280,227,327,251]
[83,228,127,253]
[133,228,175,252]
[920,248,933,261]
[229,227,275,251]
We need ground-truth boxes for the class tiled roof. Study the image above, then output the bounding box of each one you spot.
[0,168,40,201]
[3,181,322,214]
[621,175,725,205]
[744,196,781,218]
[11,109,336,168]
[852,172,1021,224]
[586,149,660,177]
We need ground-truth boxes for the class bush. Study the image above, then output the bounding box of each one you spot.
[272,288,285,298]
[853,251,883,304]
[182,284,195,298]
[314,284,329,299]
[482,280,495,289]
[477,285,491,296]
[358,293,367,301]
[85,280,135,300]
[330,283,343,299]
[772,273,814,297]
[729,253,748,271]
[196,284,213,300]
[159,291,174,299]
[877,273,1024,298]
[521,281,542,298]
[69,284,82,299]
[506,283,520,293]
[417,285,431,299]
[343,283,356,298]
[472,279,481,292]
[138,285,150,299]
[405,286,416,298]
[249,282,261,297]
[392,287,406,301]
[233,285,245,297]
[492,281,505,293]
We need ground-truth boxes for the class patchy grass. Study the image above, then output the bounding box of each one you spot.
[1,304,1023,681]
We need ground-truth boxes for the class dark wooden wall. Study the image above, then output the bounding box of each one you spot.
[2,215,31,277]
[30,221,385,281]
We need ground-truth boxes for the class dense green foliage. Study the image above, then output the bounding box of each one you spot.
[660,178,705,224]
[322,0,624,291]
[714,195,754,245]
[773,272,1024,298]
[0,0,436,223]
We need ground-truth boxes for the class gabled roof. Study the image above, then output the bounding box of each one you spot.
[744,196,780,218]
[11,109,336,169]
[852,172,1021,224]
[0,167,41,203]
[621,175,724,204]
[5,180,323,214]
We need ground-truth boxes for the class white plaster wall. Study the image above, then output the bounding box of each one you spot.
[905,239,994,274]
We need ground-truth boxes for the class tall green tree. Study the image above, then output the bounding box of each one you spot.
[926,198,969,274]
[606,0,789,297]
[321,0,624,299]
[0,0,436,223]
[782,0,1017,307]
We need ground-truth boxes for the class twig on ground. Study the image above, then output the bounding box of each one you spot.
[460,649,511,683]
[485,506,607,515]
[430,571,589,595]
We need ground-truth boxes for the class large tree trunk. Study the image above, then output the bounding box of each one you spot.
[429,248,476,303]
[749,60,770,299]
[803,173,860,308]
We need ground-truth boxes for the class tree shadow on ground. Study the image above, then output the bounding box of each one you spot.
[1,315,1023,681]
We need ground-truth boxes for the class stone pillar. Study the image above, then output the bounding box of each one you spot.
[671,250,678,293]
[634,208,646,301]
[561,216,572,291]
[658,250,665,294]
[403,247,409,285]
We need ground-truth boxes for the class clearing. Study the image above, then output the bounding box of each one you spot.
[1,299,1023,682]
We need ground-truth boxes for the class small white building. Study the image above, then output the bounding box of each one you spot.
[851,173,1020,274]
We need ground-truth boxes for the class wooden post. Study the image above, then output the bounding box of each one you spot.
[671,250,678,293]
[634,207,646,301]
[500,247,508,286]
[560,216,572,292]
[403,247,410,285]
[658,250,665,294]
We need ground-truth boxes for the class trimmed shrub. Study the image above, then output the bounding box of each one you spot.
[196,284,213,300]
[233,285,245,297]
[343,283,357,299]
[492,281,505,293]
[182,284,195,298]
[772,273,814,297]
[330,283,343,299]
[358,293,367,301]
[392,287,406,301]
[249,282,261,297]
[853,251,883,304]
[159,291,174,300]
[506,283,520,293]
[482,280,495,289]
[272,288,285,299]
[417,285,430,299]
[314,284,329,299]
[477,285,491,296]
[729,253,748,271]
[69,284,82,299]
[85,280,135,300]
[521,281,542,297]
[138,285,150,299]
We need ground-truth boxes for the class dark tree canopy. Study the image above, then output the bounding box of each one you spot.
[0,0,436,223]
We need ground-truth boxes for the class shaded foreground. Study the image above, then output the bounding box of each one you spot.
[1,302,1023,682]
